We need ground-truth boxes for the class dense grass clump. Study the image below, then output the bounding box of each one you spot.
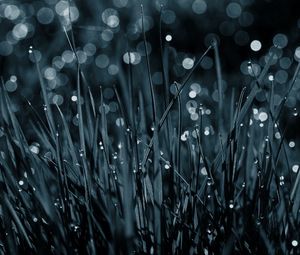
[1,5,300,255]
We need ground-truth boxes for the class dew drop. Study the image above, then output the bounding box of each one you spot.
[164,163,170,170]
[292,164,299,173]
[292,240,298,247]
[289,141,295,148]
[165,34,172,42]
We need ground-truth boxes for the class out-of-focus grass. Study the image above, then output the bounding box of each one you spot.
[1,8,300,255]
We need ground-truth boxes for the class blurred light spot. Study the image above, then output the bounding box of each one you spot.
[5,80,17,92]
[162,10,176,24]
[18,180,24,186]
[102,8,119,27]
[226,3,242,18]
[55,1,79,22]
[279,57,292,69]
[113,0,128,8]
[212,90,219,102]
[123,52,141,65]
[165,34,172,42]
[275,70,288,84]
[192,0,207,14]
[4,5,20,20]
[107,15,119,28]
[44,67,57,80]
[52,94,64,105]
[182,57,194,70]
[250,40,262,52]
[294,47,300,62]
[56,73,68,86]
[72,115,79,126]
[170,83,179,95]
[12,23,28,39]
[0,41,13,56]
[137,16,154,32]
[204,33,220,47]
[200,56,213,69]
[55,0,69,16]
[99,104,110,114]
[10,75,17,82]
[116,117,125,127]
[188,107,196,114]
[109,101,118,112]
[239,11,254,27]
[68,6,79,22]
[248,63,261,76]
[190,83,201,94]
[108,64,119,75]
[101,29,114,41]
[76,50,87,64]
[273,33,288,49]
[29,50,42,63]
[37,7,54,24]
[52,56,65,69]
[95,54,109,68]
[191,113,199,121]
[83,43,96,56]
[62,50,75,63]
[186,100,197,112]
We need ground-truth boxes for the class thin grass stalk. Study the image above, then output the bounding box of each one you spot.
[141,4,157,125]
[142,46,212,167]
[212,38,224,135]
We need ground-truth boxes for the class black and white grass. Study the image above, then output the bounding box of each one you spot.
[0,0,300,254]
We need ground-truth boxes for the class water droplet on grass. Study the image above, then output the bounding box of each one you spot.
[165,34,172,42]
[164,163,171,170]
[292,165,299,173]
[292,240,298,247]
[289,141,295,148]
[200,167,207,175]
[29,143,40,154]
